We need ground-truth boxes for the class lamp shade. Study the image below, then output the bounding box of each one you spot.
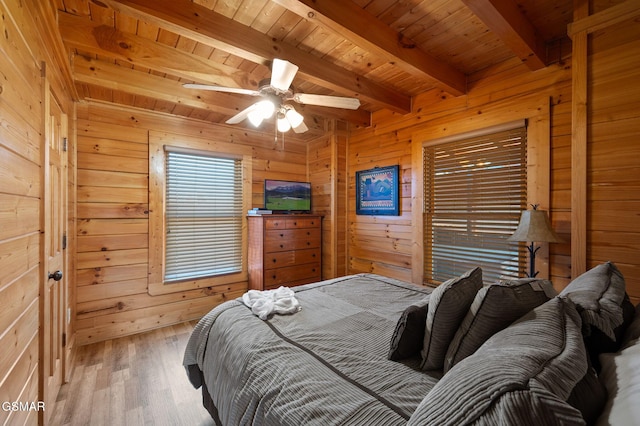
[277,116,291,132]
[247,109,264,127]
[285,107,304,128]
[508,209,563,243]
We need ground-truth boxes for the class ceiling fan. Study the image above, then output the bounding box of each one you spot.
[183,59,361,133]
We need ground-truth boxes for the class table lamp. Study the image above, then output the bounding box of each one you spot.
[507,204,563,277]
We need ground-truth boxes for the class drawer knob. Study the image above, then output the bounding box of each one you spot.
[272,275,277,279]
[280,233,284,237]
[272,259,277,263]
[293,222,297,226]
[307,231,310,235]
[312,253,316,257]
[280,244,284,248]
[306,242,310,245]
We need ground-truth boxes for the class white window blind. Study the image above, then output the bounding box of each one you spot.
[165,151,243,282]
[423,126,527,285]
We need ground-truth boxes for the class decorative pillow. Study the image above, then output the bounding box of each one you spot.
[420,267,482,371]
[620,302,640,350]
[443,278,557,373]
[388,295,431,361]
[560,262,626,340]
[567,362,607,425]
[409,298,590,426]
[583,293,636,371]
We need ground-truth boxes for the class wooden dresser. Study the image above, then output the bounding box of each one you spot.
[247,214,322,290]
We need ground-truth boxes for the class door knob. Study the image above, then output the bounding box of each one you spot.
[48,270,63,281]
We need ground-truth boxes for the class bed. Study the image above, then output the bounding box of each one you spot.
[183,273,438,425]
[183,265,640,425]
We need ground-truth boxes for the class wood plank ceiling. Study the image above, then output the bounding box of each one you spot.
[53,0,574,139]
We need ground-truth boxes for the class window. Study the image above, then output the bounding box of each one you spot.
[148,132,251,296]
[423,125,527,284]
[164,150,243,282]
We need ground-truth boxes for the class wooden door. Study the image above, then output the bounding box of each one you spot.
[41,78,68,425]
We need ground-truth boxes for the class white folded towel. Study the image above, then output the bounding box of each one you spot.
[242,286,301,320]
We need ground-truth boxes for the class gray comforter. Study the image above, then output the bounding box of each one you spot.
[183,273,439,426]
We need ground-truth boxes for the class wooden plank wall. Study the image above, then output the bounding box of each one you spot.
[335,124,349,277]
[348,56,574,288]
[587,16,640,302]
[0,0,75,423]
[74,102,308,344]
[308,135,333,279]
[307,121,349,280]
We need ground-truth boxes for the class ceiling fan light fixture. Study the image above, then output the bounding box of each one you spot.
[247,109,264,127]
[277,115,291,132]
[256,100,275,119]
[285,107,304,128]
[291,121,309,133]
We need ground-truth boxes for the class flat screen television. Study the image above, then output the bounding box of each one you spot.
[264,179,311,212]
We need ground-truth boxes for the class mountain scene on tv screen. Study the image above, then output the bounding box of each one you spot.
[267,183,310,210]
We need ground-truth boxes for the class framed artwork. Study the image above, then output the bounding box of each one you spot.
[355,165,400,215]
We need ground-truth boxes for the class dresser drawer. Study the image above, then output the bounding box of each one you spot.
[264,248,320,270]
[263,262,321,288]
[265,217,321,230]
[264,228,321,252]
[286,217,321,229]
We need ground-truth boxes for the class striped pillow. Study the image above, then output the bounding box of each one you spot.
[409,297,588,425]
[420,267,482,371]
[443,278,556,372]
[388,295,431,361]
[560,261,626,340]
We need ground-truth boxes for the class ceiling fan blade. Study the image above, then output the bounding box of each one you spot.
[225,103,259,124]
[270,59,299,91]
[293,93,360,110]
[292,121,309,134]
[183,83,259,96]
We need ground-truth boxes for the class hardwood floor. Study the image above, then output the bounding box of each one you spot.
[50,321,215,426]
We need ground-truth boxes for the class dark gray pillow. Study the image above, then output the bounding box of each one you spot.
[621,302,640,350]
[388,295,431,361]
[583,293,636,372]
[420,267,482,371]
[560,261,626,340]
[567,362,607,425]
[408,297,589,425]
[444,278,556,373]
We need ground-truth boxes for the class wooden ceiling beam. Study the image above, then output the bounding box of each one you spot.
[58,12,260,89]
[97,0,411,114]
[73,55,243,115]
[568,0,640,38]
[461,0,547,70]
[272,0,466,96]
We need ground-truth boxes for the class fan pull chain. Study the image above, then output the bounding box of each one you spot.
[274,122,285,150]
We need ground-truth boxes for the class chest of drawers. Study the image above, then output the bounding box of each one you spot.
[247,215,322,290]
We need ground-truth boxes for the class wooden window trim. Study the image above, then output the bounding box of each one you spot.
[148,131,252,296]
[411,98,551,285]
[422,122,527,284]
